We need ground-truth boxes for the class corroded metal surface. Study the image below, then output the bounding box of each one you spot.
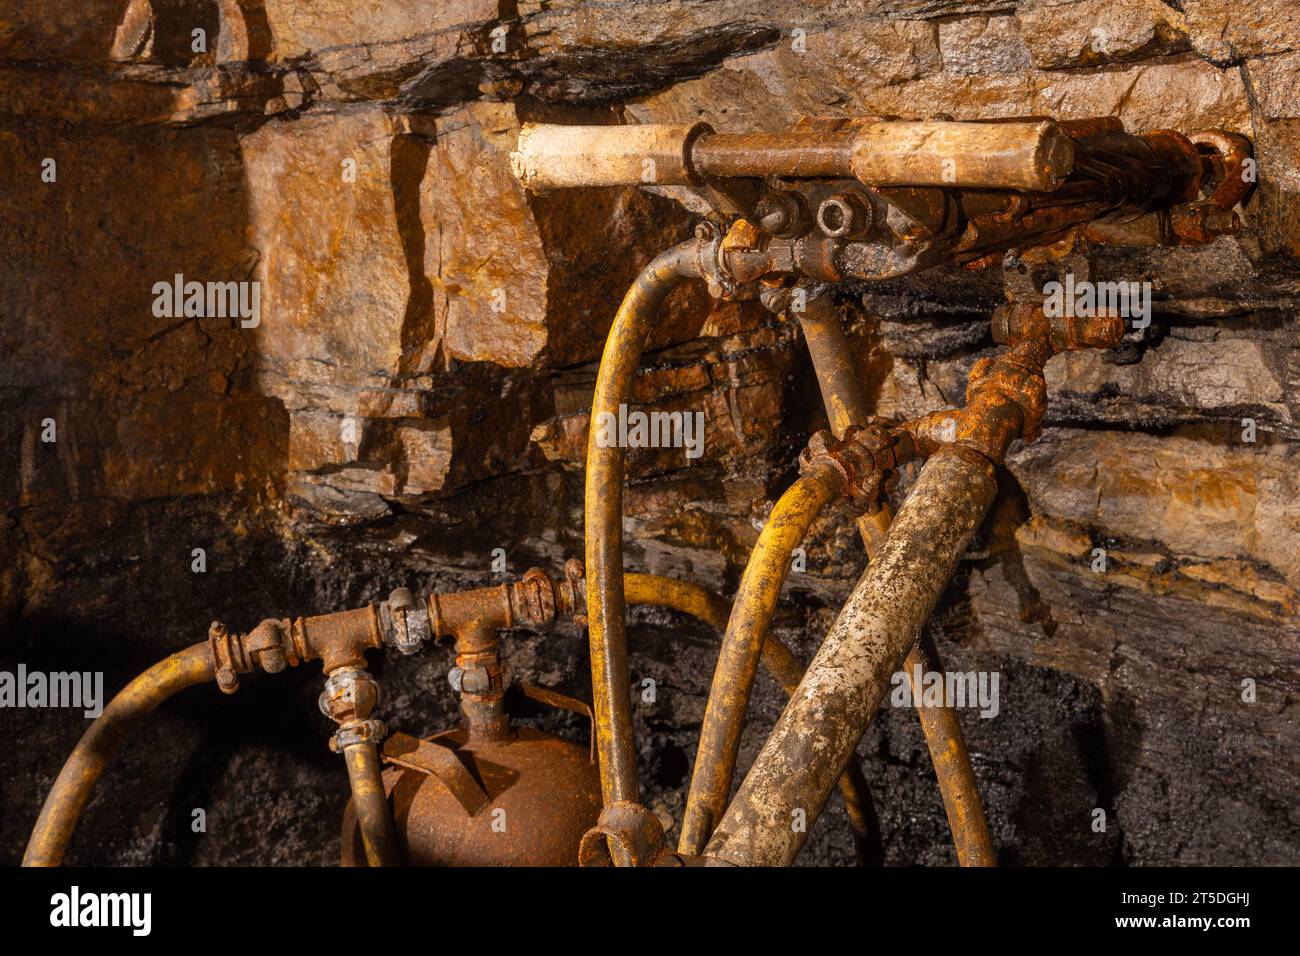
[704,452,998,866]
[798,294,996,867]
[320,666,398,866]
[905,337,1051,465]
[678,464,841,855]
[342,727,601,867]
[583,241,703,816]
[623,572,884,866]
[342,738,400,867]
[23,643,215,867]
[906,633,997,867]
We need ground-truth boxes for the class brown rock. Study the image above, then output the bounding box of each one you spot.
[1182,0,1300,63]
[1008,428,1300,588]
[629,37,1249,136]
[1016,0,1189,70]
[242,108,417,388]
[394,421,453,494]
[1245,53,1300,120]
[938,16,1033,76]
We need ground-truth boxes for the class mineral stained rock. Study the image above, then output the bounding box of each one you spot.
[1,0,1296,867]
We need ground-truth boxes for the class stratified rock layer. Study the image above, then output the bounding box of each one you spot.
[2,0,1296,866]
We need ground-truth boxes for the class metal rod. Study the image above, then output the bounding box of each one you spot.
[692,128,857,180]
[584,241,703,813]
[704,451,997,866]
[678,461,842,855]
[23,643,215,867]
[798,295,996,866]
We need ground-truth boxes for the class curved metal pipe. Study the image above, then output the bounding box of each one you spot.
[623,573,882,866]
[678,461,842,854]
[798,295,995,866]
[584,241,703,811]
[23,643,215,866]
[342,741,400,867]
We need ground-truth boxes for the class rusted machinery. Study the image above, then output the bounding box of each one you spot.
[25,115,1253,868]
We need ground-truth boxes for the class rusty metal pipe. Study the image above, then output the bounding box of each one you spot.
[678,461,842,855]
[516,121,1075,191]
[623,572,882,866]
[798,296,996,866]
[624,573,731,633]
[342,740,401,867]
[585,241,704,813]
[904,635,996,866]
[23,643,215,867]
[692,128,858,179]
[704,451,997,866]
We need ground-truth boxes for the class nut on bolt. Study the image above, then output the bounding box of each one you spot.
[817,191,873,239]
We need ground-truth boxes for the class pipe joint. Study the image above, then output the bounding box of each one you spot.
[990,301,1125,353]
[799,421,915,517]
[207,618,297,694]
[578,801,668,868]
[380,587,431,656]
[320,667,388,753]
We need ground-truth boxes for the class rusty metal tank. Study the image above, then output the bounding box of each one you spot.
[342,725,601,866]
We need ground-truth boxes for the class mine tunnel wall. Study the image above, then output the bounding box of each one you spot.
[1,0,1297,865]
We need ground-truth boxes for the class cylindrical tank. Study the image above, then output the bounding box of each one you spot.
[341,726,601,866]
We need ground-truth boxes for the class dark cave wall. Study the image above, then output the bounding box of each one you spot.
[2,0,1297,866]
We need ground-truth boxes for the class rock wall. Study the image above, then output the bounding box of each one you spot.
[2,0,1296,865]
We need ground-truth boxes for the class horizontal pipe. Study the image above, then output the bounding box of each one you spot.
[511,122,710,190]
[692,128,857,179]
[23,643,215,866]
[850,120,1075,191]
[513,120,1075,192]
[704,451,997,866]
[679,461,842,855]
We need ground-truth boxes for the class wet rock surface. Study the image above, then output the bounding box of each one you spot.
[2,0,1297,866]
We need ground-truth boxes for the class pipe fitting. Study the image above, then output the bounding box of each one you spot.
[817,191,873,239]
[381,587,431,655]
[798,421,914,517]
[578,801,668,868]
[990,302,1125,353]
[207,618,298,694]
[319,666,382,726]
[905,338,1049,466]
